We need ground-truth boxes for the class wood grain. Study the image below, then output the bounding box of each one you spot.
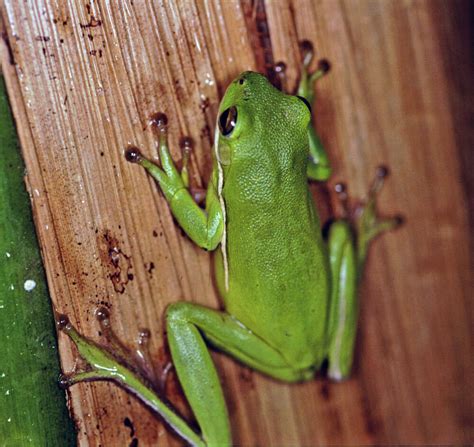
[1,0,471,445]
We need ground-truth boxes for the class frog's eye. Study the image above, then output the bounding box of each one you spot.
[219,106,238,137]
[296,95,312,114]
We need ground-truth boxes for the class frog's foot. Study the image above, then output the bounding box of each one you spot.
[296,40,331,104]
[294,40,333,181]
[335,166,404,275]
[125,113,191,202]
[57,312,142,387]
[126,118,205,205]
[273,41,330,99]
[58,308,163,390]
[57,311,205,447]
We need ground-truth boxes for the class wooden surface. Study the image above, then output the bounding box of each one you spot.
[1,0,472,445]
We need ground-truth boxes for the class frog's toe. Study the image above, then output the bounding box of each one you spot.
[179,136,193,188]
[356,165,404,242]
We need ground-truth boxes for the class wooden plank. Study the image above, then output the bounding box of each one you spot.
[0,0,471,445]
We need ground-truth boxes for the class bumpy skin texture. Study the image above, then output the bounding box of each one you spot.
[214,72,330,369]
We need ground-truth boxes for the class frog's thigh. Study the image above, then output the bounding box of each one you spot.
[166,302,309,445]
[326,221,358,381]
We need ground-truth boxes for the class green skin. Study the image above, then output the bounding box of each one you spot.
[60,62,399,446]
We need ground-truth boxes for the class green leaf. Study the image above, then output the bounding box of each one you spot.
[0,75,76,446]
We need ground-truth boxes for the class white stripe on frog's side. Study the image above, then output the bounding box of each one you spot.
[214,121,229,291]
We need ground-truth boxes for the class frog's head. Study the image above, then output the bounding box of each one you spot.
[216,71,311,165]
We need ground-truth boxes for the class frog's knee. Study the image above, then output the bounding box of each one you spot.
[329,220,352,241]
[165,302,190,323]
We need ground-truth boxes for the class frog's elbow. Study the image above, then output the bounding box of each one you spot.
[203,213,224,251]
[203,231,222,251]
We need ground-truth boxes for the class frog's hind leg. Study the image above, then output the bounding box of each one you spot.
[326,220,358,381]
[57,313,206,447]
[326,167,403,380]
[355,166,404,274]
[58,303,310,447]
[165,302,314,446]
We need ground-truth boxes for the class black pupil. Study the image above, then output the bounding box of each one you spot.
[219,107,237,136]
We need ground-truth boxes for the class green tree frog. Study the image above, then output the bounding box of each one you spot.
[58,42,400,446]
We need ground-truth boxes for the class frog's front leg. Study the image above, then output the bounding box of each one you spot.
[325,170,402,380]
[125,113,223,251]
[297,40,332,182]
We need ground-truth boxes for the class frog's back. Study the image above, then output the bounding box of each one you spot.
[215,71,330,368]
[216,160,329,369]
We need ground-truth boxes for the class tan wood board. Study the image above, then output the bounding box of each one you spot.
[0,0,472,445]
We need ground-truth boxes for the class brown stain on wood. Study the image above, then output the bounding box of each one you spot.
[100,229,133,294]
[0,0,472,445]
